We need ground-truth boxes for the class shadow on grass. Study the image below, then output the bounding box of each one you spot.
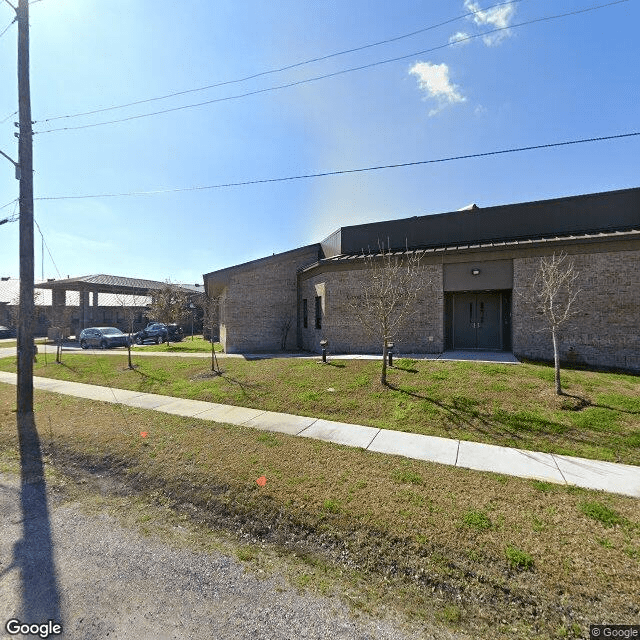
[221,374,255,398]
[384,382,633,458]
[390,364,419,374]
[558,393,639,416]
[2,412,63,627]
[53,361,80,375]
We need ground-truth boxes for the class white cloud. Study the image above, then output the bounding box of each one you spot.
[464,0,516,46]
[409,62,466,116]
[449,31,471,46]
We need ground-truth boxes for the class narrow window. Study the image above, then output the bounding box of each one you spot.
[314,296,322,330]
[302,299,308,329]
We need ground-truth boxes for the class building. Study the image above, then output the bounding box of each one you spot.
[203,187,640,371]
[1,275,204,338]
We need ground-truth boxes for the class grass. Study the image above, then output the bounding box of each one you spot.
[2,353,638,464]
[0,337,47,349]
[0,384,638,640]
[579,501,626,527]
[131,336,222,353]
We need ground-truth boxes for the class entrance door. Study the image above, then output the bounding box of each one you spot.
[452,292,501,350]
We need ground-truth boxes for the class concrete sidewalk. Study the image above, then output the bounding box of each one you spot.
[0,371,637,498]
[0,345,521,363]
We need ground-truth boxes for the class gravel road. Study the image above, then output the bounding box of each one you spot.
[0,472,451,640]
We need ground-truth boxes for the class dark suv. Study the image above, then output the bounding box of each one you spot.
[133,322,183,344]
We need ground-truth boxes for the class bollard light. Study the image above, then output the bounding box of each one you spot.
[320,339,329,363]
[387,341,394,367]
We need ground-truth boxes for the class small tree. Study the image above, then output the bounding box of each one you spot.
[200,292,220,373]
[348,242,425,385]
[532,252,581,395]
[279,317,292,350]
[48,304,73,364]
[148,281,189,347]
[115,290,149,370]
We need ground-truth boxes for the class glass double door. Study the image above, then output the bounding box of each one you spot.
[452,292,502,350]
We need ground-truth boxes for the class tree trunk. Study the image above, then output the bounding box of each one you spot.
[56,337,61,364]
[211,340,215,372]
[552,328,562,395]
[381,340,388,385]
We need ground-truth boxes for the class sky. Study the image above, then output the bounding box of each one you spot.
[0,0,638,284]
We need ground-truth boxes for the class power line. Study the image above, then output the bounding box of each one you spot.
[34,218,62,278]
[0,16,15,38]
[0,110,18,124]
[1,197,18,210]
[33,131,640,200]
[0,198,18,225]
[36,0,524,125]
[33,1,628,135]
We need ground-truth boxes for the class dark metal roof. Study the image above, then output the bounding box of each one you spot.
[320,186,640,257]
[35,274,202,295]
[300,227,640,274]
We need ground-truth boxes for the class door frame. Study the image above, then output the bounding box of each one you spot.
[445,290,512,351]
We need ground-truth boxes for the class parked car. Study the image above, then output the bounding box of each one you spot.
[133,322,183,345]
[0,325,16,339]
[79,327,130,349]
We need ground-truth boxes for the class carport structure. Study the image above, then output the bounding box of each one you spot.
[35,274,203,336]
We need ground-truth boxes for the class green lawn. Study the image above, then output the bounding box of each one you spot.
[1,353,638,464]
[1,383,637,640]
[131,336,223,353]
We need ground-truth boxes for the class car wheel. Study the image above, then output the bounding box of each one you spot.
[157,335,164,344]
[80,340,87,349]
[135,336,143,345]
[100,341,108,349]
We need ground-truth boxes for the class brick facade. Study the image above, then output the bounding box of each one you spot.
[513,248,640,371]
[214,245,320,353]
[299,261,444,354]
[203,188,640,370]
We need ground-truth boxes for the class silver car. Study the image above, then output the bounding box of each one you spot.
[79,327,130,349]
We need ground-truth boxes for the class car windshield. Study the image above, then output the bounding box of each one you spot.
[101,328,123,336]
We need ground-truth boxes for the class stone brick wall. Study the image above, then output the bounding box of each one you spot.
[218,246,320,353]
[299,262,444,355]
[513,249,640,371]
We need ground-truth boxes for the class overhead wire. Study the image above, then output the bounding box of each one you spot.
[33,131,640,200]
[33,0,630,135]
[34,218,62,278]
[0,198,18,225]
[36,0,524,124]
[0,15,15,39]
[0,110,17,124]
[0,198,18,210]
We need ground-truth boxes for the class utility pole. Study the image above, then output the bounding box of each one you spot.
[16,0,34,416]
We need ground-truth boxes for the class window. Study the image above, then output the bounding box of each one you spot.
[302,299,308,328]
[314,296,322,330]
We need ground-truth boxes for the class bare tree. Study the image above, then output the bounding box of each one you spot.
[279,317,292,351]
[148,281,189,347]
[348,242,425,385]
[532,252,581,395]
[115,290,149,370]
[200,292,220,373]
[48,304,73,364]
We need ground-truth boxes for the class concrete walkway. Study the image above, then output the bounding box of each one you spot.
[0,344,521,363]
[0,370,637,498]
